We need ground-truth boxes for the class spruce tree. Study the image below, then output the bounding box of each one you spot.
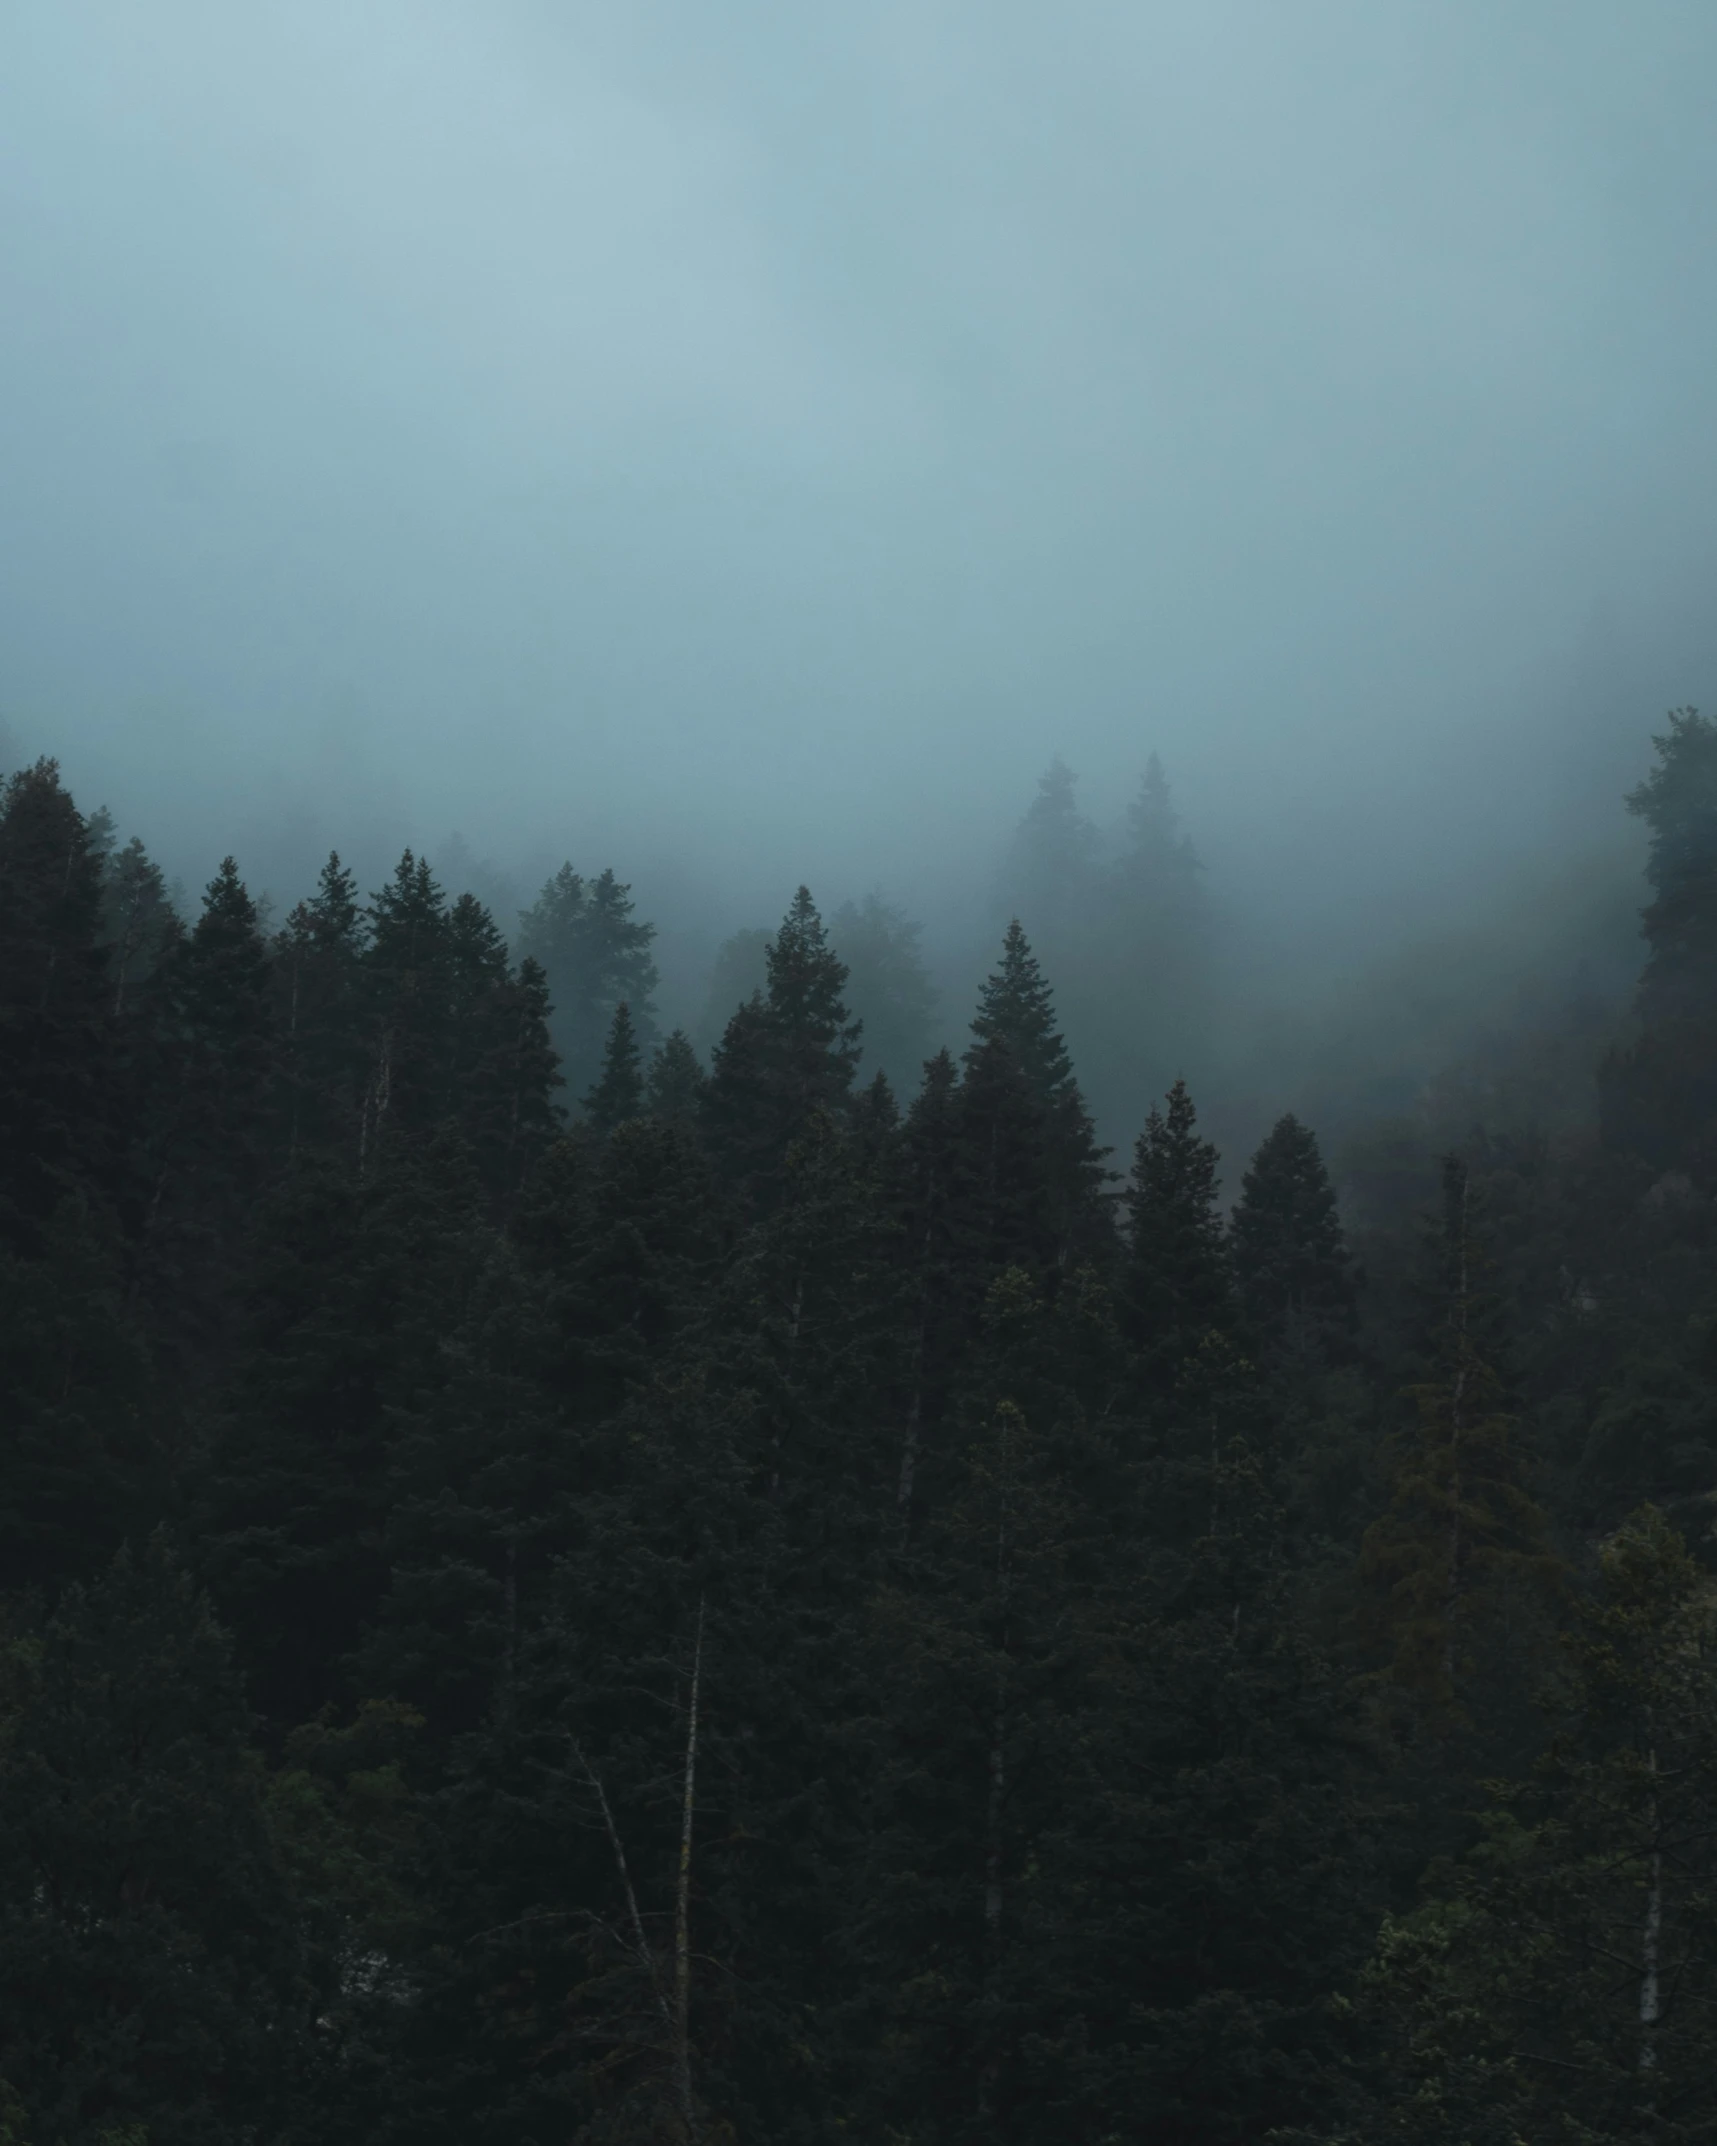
[273,852,368,1166]
[0,1538,308,2146]
[1359,1156,1557,1709]
[831,893,938,1090]
[646,1028,707,1124]
[1000,757,1098,934]
[1121,1078,1231,1389]
[1231,1112,1356,1359]
[0,1194,159,1593]
[138,858,275,1341]
[583,1000,644,1134]
[202,1131,489,1729]
[1114,752,1201,913]
[0,761,115,1249]
[703,888,862,1201]
[1602,709,1717,1168]
[963,921,1111,1268]
[519,862,659,1102]
[362,850,453,1150]
[1337,1508,1717,2146]
[100,833,179,1021]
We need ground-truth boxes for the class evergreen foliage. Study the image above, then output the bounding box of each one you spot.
[4,736,1717,2141]
[1232,1112,1357,1358]
[582,999,644,1134]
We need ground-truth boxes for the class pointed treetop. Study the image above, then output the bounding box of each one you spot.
[305,852,362,947]
[766,887,858,1042]
[583,1000,645,1135]
[968,919,1074,1102]
[1230,1111,1354,1336]
[196,856,261,938]
[1122,1078,1230,1362]
[1003,757,1098,927]
[645,1029,707,1123]
[369,849,447,951]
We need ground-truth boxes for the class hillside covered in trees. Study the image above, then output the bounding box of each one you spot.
[7,714,1717,2144]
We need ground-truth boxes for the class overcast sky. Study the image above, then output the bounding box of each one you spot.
[3,0,1715,937]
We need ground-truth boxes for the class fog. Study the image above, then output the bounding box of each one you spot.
[5,0,1716,1147]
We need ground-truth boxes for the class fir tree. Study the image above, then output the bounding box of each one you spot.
[1602,709,1717,1168]
[831,893,938,1090]
[964,921,1111,1269]
[202,1132,489,1729]
[1231,1112,1356,1359]
[1336,1508,1717,2146]
[583,1000,645,1134]
[1121,1078,1231,1387]
[99,833,179,1021]
[139,858,275,1332]
[362,850,453,1150]
[1114,751,1201,912]
[1000,757,1098,934]
[703,888,862,1200]
[646,1028,707,1123]
[1359,1156,1557,1708]
[273,852,368,1166]
[0,761,115,1249]
[0,1538,308,2146]
[0,1194,159,1593]
[519,862,659,1102]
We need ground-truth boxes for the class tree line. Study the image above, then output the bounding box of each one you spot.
[4,714,1717,2141]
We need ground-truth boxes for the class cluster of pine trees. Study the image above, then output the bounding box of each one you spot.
[7,713,1717,2143]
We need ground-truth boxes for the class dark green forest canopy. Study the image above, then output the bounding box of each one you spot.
[5,725,1717,2144]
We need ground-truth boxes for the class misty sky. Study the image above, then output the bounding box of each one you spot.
[4,1,1716,940]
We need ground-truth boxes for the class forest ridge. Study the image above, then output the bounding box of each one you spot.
[4,715,1717,2142]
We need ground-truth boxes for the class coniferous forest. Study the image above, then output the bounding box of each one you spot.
[10,714,1717,2146]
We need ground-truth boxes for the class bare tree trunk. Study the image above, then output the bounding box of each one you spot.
[573,1742,672,2036]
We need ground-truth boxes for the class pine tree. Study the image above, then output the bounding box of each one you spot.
[0,1537,308,2146]
[892,1047,973,1523]
[138,858,275,1335]
[646,1029,707,1124]
[964,921,1111,1269]
[1115,752,1201,913]
[363,850,453,1151]
[583,1000,645,1134]
[202,1132,490,1730]
[1000,757,1098,935]
[100,834,179,1021]
[0,762,115,1250]
[1359,1156,1557,1708]
[1122,1078,1232,1390]
[1336,1509,1717,2146]
[703,888,862,1201]
[0,1194,160,1594]
[273,852,368,1166]
[442,890,562,1198]
[519,862,659,1103]
[831,893,938,1090]
[1231,1113,1356,1360]
[1602,709,1717,1168]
